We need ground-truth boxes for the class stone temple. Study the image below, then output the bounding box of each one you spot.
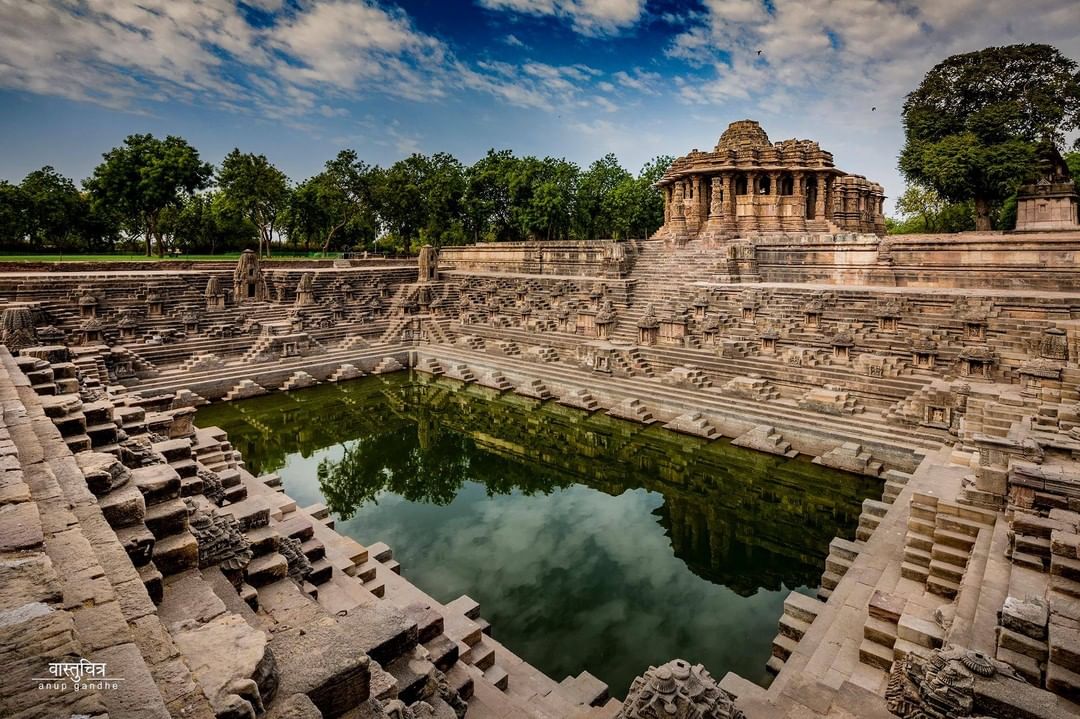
[655,120,886,243]
[2,120,1080,719]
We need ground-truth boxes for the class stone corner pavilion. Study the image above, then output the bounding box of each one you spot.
[654,119,886,243]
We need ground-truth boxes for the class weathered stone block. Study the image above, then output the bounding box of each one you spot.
[0,501,43,551]
[1000,595,1048,640]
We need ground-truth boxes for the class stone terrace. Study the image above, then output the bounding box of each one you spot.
[4,228,1080,718]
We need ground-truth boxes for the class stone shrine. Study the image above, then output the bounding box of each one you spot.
[654,120,885,243]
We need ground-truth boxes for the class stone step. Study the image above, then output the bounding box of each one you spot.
[859,638,894,671]
[772,632,797,661]
[930,542,969,567]
[898,615,945,649]
[461,637,495,671]
[558,670,609,707]
[933,528,976,551]
[308,558,333,585]
[903,546,932,568]
[446,595,480,620]
[928,558,965,583]
[144,497,188,538]
[783,592,823,624]
[386,648,436,705]
[900,561,929,583]
[484,664,510,692]
[152,530,198,576]
[927,573,960,598]
[246,551,289,587]
[905,531,934,552]
[778,613,811,642]
[820,569,843,591]
[863,617,898,648]
[423,634,459,673]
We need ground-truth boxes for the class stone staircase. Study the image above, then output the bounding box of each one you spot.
[768,592,824,675]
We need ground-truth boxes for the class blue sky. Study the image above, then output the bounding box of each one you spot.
[1,0,1079,213]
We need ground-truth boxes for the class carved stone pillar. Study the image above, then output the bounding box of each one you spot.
[723,173,737,233]
[816,174,829,223]
[763,171,782,231]
[790,171,806,232]
[705,175,726,238]
[744,172,758,233]
[709,176,723,218]
[669,181,689,244]
[689,175,705,233]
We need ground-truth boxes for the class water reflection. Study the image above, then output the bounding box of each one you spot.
[197,373,880,695]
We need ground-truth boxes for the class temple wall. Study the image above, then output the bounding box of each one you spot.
[752,231,1080,289]
[438,240,630,277]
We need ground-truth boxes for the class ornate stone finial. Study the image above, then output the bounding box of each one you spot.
[638,306,659,329]
[233,249,267,302]
[186,499,253,572]
[205,275,222,297]
[829,332,854,347]
[618,659,744,719]
[596,300,617,325]
[886,646,1023,719]
[1,305,37,349]
[279,535,312,581]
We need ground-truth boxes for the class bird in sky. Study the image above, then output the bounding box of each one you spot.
[871,107,877,111]
[756,50,762,55]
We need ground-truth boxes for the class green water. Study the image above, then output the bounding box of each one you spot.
[196,373,880,697]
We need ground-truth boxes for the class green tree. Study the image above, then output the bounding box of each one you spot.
[310,150,375,255]
[417,152,467,247]
[85,134,212,256]
[899,44,1080,230]
[637,155,673,237]
[370,156,425,254]
[161,192,255,254]
[895,185,945,232]
[217,150,290,257]
[0,180,29,250]
[1065,151,1080,179]
[576,153,631,240]
[464,149,517,242]
[18,167,86,252]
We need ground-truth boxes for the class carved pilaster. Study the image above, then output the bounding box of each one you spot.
[723,173,737,232]
[762,171,782,231]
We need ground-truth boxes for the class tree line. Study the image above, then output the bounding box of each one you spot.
[0,134,672,257]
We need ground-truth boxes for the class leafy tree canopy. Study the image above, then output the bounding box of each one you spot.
[217,149,290,257]
[85,134,212,256]
[899,44,1080,230]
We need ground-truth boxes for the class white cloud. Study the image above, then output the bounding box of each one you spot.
[669,0,1080,116]
[0,0,640,124]
[613,68,662,95]
[477,0,645,36]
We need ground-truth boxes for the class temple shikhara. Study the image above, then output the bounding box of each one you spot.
[655,120,886,241]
